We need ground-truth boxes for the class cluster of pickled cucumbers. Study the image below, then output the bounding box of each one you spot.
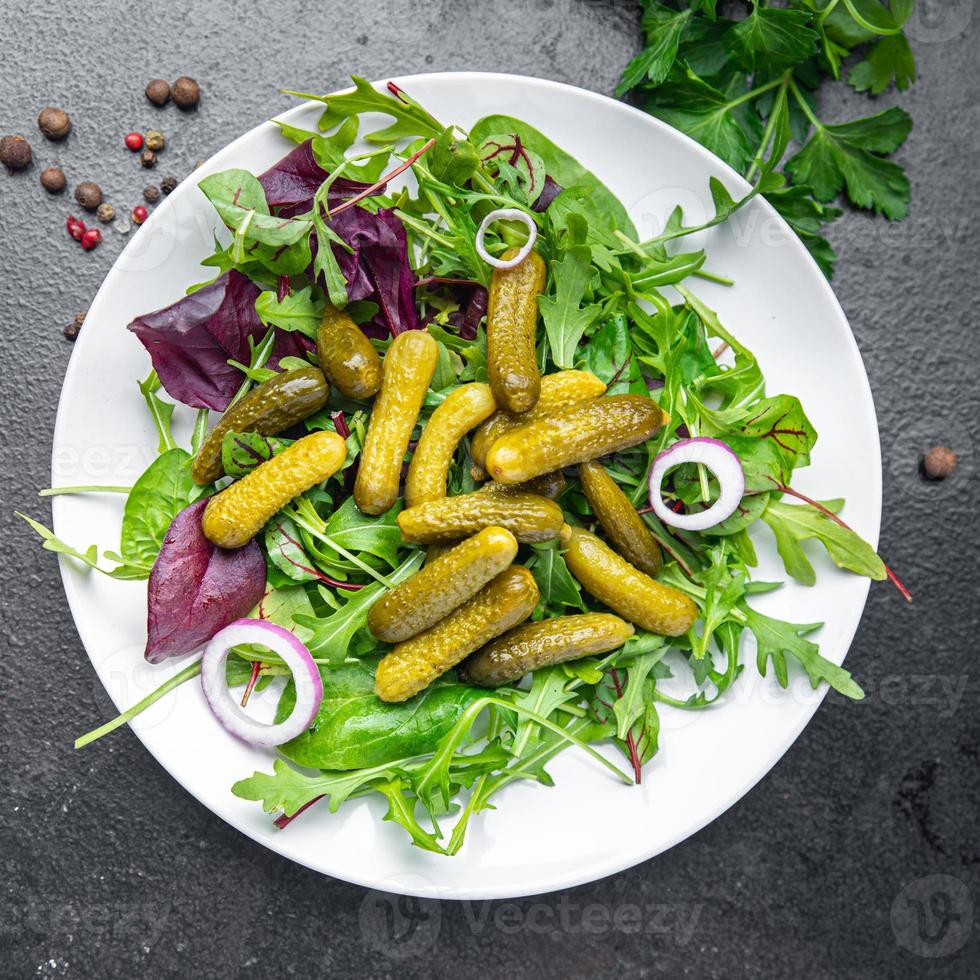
[40,78,891,855]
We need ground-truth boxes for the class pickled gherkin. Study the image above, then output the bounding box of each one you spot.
[486,247,547,414]
[561,526,696,637]
[202,430,347,549]
[485,395,666,485]
[471,369,606,472]
[398,491,564,544]
[368,526,518,643]
[354,330,438,515]
[459,613,634,687]
[315,304,382,401]
[579,460,663,577]
[405,383,497,507]
[375,566,539,702]
[191,368,329,485]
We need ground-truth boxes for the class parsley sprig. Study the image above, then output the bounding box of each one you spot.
[617,0,916,276]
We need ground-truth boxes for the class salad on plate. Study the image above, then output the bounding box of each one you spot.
[24,76,906,855]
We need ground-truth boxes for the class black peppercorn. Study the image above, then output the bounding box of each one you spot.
[38,107,71,140]
[140,148,156,168]
[145,129,165,152]
[145,79,171,106]
[172,76,201,108]
[64,312,86,341]
[0,135,32,172]
[40,166,66,193]
[160,175,178,194]
[74,180,103,211]
[96,202,116,223]
[922,446,957,480]
[143,184,161,203]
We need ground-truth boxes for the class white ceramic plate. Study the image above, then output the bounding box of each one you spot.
[51,72,880,900]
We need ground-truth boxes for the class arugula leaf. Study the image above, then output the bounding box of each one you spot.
[538,244,600,369]
[17,514,147,580]
[290,75,443,145]
[255,286,324,338]
[742,603,864,699]
[294,551,424,664]
[762,498,886,585]
[321,496,404,569]
[785,106,912,218]
[615,4,693,96]
[725,7,819,71]
[526,541,586,613]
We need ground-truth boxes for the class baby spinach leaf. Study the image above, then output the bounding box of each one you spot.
[579,314,644,395]
[322,496,403,569]
[118,449,196,571]
[276,660,485,770]
[469,114,636,237]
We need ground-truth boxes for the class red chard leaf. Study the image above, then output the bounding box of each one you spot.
[144,499,267,662]
[128,271,311,411]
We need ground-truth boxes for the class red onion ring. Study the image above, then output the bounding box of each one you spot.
[649,437,745,532]
[200,619,322,747]
[475,208,538,269]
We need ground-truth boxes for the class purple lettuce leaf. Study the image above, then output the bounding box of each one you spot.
[327,206,420,335]
[258,140,375,218]
[145,499,267,663]
[128,271,312,411]
[533,175,563,212]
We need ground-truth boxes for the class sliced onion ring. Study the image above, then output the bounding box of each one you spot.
[475,208,538,269]
[649,437,745,532]
[200,619,322,747]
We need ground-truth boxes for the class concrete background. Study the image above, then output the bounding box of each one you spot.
[1,1,977,977]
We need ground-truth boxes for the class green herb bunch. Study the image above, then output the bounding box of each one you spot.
[617,0,916,276]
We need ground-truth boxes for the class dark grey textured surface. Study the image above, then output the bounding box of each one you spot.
[1,1,977,977]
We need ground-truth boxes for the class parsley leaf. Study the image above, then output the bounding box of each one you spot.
[786,105,912,218]
[615,4,693,97]
[726,7,819,71]
[849,33,916,94]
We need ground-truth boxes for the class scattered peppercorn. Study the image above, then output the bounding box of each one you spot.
[96,202,116,223]
[64,312,86,341]
[74,180,103,211]
[40,166,66,193]
[64,313,85,340]
[131,205,148,225]
[145,79,171,106]
[922,446,957,480]
[171,76,201,108]
[0,135,32,172]
[140,148,156,168]
[160,175,178,194]
[38,107,71,140]
[143,184,160,203]
[80,228,102,251]
[66,215,86,240]
[145,129,165,152]
[124,131,144,151]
